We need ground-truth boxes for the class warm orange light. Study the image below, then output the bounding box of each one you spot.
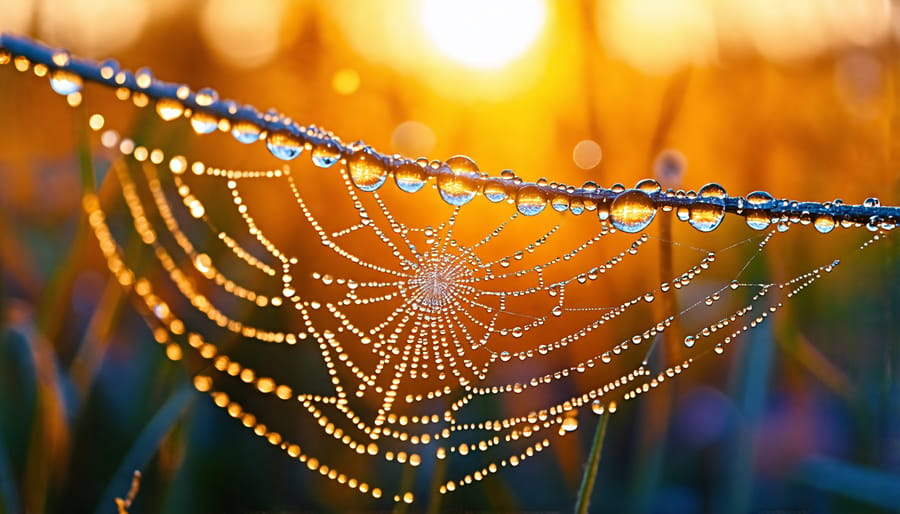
[420,0,546,70]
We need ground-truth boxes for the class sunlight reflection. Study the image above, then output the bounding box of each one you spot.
[200,0,288,68]
[419,0,547,70]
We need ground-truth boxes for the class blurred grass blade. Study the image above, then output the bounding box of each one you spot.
[795,455,900,509]
[0,433,21,514]
[574,413,610,514]
[718,321,774,513]
[94,384,194,514]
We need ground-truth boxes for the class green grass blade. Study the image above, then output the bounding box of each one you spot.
[93,384,194,514]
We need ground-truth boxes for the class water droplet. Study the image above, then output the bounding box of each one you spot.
[99,59,119,80]
[195,87,219,106]
[266,132,303,160]
[135,67,154,89]
[232,120,261,144]
[591,400,605,415]
[683,335,695,348]
[746,190,774,207]
[688,183,726,232]
[483,178,508,203]
[863,197,880,208]
[49,69,82,96]
[636,178,661,194]
[311,141,342,168]
[550,193,570,212]
[551,305,563,317]
[348,149,388,192]
[515,185,547,216]
[169,156,187,174]
[194,253,214,278]
[155,98,184,121]
[437,155,480,206]
[609,190,657,233]
[561,416,578,432]
[569,197,585,215]
[190,112,218,134]
[51,50,70,67]
[393,161,428,193]
[499,351,511,362]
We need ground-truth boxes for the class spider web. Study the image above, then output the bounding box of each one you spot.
[1,35,896,506]
[80,121,889,505]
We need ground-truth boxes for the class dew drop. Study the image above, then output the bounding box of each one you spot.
[635,178,661,194]
[266,132,303,160]
[348,149,388,192]
[99,59,119,80]
[483,178,508,203]
[232,120,261,144]
[745,211,771,231]
[609,190,657,233]
[135,67,154,89]
[499,351,511,362]
[688,183,726,232]
[190,112,218,134]
[515,185,547,216]
[169,156,187,174]
[437,155,480,206]
[683,335,695,348]
[155,98,184,121]
[591,400,605,415]
[551,305,563,317]
[550,193,570,212]
[311,141,342,168]
[195,87,219,106]
[49,69,82,96]
[561,416,578,432]
[393,161,428,193]
[746,190,774,207]
[863,197,880,208]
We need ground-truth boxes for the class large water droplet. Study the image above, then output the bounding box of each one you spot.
[609,190,657,233]
[863,197,880,208]
[636,178,661,194]
[190,112,218,134]
[311,141,342,168]
[348,149,388,192]
[814,214,835,234]
[515,185,547,216]
[746,190,774,207]
[483,178,508,203]
[195,87,218,107]
[231,120,261,144]
[437,155,480,206]
[744,191,774,230]
[49,69,82,96]
[266,132,303,160]
[155,98,184,121]
[550,193,570,212]
[393,161,428,193]
[688,183,726,232]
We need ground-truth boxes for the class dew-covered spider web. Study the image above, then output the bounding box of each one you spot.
[1,34,898,506]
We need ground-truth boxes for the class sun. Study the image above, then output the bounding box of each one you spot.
[419,0,547,70]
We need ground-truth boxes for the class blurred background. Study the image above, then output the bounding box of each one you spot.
[0,0,899,512]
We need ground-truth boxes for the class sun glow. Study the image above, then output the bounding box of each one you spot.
[420,0,547,70]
